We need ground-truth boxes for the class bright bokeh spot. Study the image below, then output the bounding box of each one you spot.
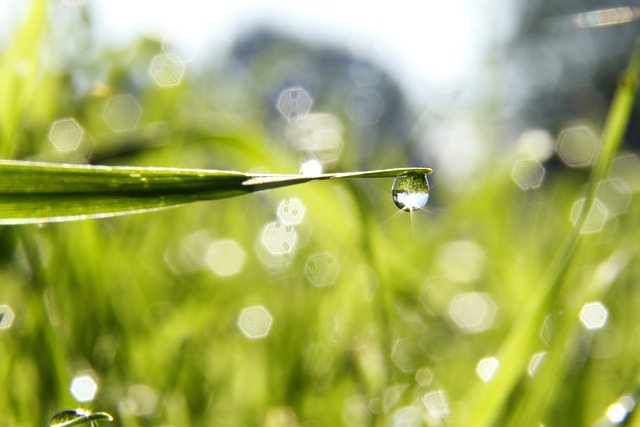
[238,305,273,339]
[149,53,185,87]
[570,199,608,234]
[596,179,632,216]
[390,405,422,427]
[448,292,497,334]
[304,252,340,287]
[70,373,98,402]
[415,367,434,386]
[103,94,142,131]
[528,351,547,377]
[606,395,636,423]
[607,402,627,423]
[49,118,84,152]
[0,304,14,330]
[512,159,546,190]
[556,125,599,167]
[476,357,500,382]
[610,153,640,192]
[277,198,306,225]
[391,338,424,372]
[277,87,312,120]
[259,221,298,256]
[579,301,608,330]
[205,239,246,277]
[422,390,450,423]
[516,128,555,161]
[383,384,409,414]
[285,112,344,168]
[300,159,323,175]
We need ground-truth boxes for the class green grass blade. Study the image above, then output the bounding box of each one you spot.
[0,160,431,224]
[454,36,640,427]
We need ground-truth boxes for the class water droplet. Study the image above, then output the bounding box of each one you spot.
[392,173,430,212]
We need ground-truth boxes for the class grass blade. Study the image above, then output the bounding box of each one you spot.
[0,160,431,224]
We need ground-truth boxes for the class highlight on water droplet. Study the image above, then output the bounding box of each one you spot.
[391,172,430,212]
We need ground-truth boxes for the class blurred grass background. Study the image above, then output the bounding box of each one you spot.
[2,1,640,426]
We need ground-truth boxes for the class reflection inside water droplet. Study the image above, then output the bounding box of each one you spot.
[392,173,430,212]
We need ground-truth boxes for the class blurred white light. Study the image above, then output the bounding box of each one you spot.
[49,118,84,152]
[276,198,306,225]
[448,292,497,334]
[570,199,608,234]
[103,94,141,131]
[205,239,246,277]
[556,126,599,168]
[277,87,312,120]
[579,301,608,330]
[422,390,450,422]
[611,153,640,192]
[414,367,434,386]
[390,405,422,427]
[0,305,14,330]
[149,53,185,87]
[528,352,547,377]
[70,373,98,402]
[300,159,323,175]
[476,357,500,382]
[304,252,340,287]
[512,159,545,190]
[516,128,555,161]
[607,402,627,423]
[238,305,273,339]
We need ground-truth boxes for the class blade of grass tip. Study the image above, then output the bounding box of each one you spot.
[456,37,640,427]
[0,161,431,224]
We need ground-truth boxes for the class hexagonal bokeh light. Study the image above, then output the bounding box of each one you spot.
[102,94,141,131]
[610,153,640,192]
[556,125,599,167]
[391,338,424,372]
[579,301,608,330]
[276,198,306,225]
[237,305,273,339]
[0,304,14,330]
[512,159,546,190]
[277,87,312,120]
[570,198,608,234]
[259,221,298,256]
[285,113,344,167]
[70,373,98,402]
[304,253,340,287]
[528,351,547,377]
[205,239,246,277]
[149,53,185,87]
[476,357,500,382]
[49,118,84,152]
[596,179,632,217]
[422,390,450,423]
[448,292,497,334]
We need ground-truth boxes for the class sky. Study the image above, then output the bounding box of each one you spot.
[0,0,516,106]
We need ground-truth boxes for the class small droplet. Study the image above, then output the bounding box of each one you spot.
[392,172,430,212]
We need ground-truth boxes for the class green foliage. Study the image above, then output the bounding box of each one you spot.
[1,2,640,427]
